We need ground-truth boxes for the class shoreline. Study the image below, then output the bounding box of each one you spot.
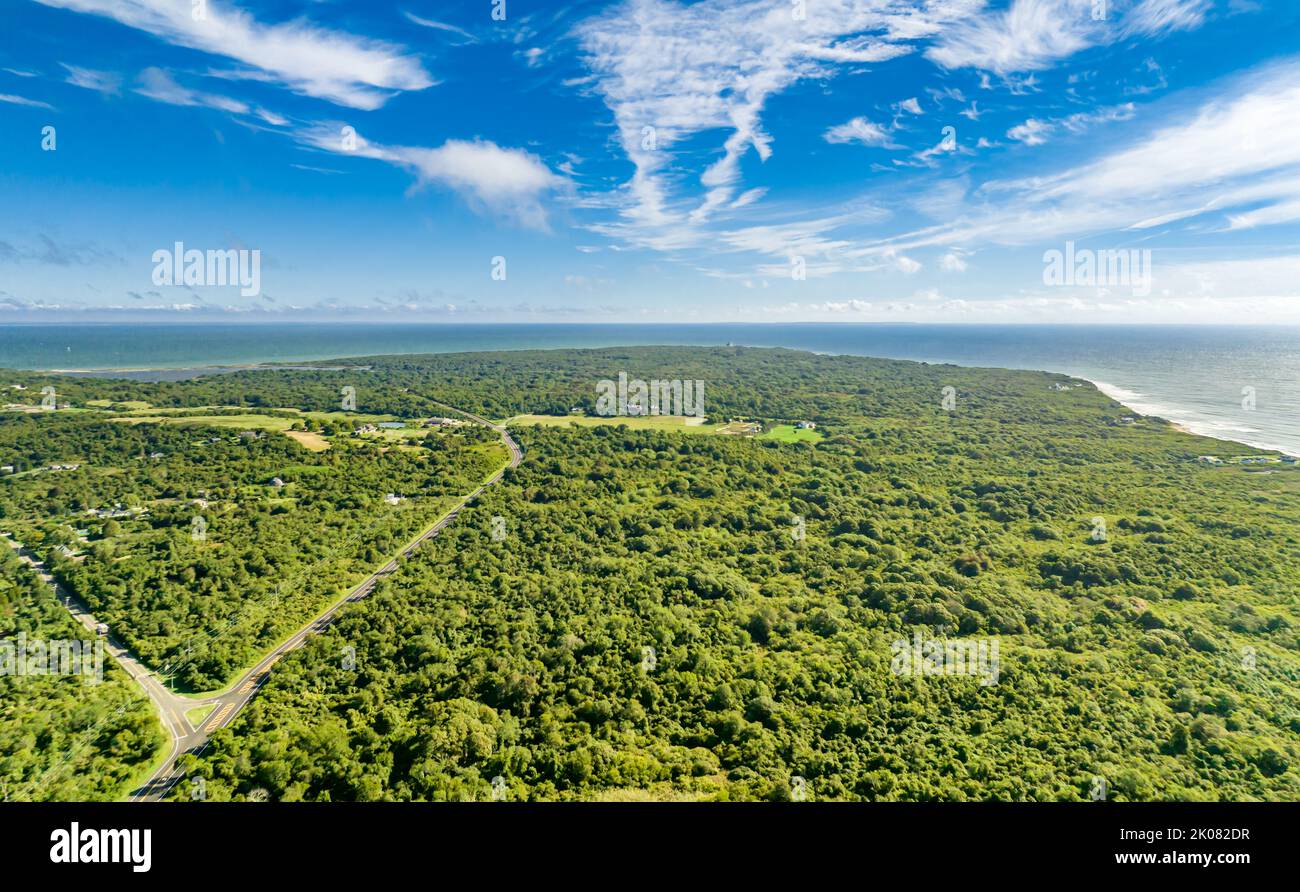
[1085,377,1297,457]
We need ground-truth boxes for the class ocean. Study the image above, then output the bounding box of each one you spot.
[1,322,1297,455]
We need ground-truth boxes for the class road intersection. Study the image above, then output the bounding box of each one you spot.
[9,401,521,802]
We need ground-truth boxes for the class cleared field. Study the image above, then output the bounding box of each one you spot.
[760,424,824,442]
[111,413,296,432]
[123,405,237,415]
[284,430,330,451]
[364,427,426,441]
[507,414,722,433]
[296,409,402,425]
[87,399,153,410]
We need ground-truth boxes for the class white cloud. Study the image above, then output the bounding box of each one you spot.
[0,93,55,110]
[1122,0,1212,37]
[824,116,896,147]
[1225,199,1300,231]
[1061,102,1136,131]
[255,108,288,126]
[61,63,121,94]
[135,67,249,114]
[855,58,1300,253]
[1008,103,1136,145]
[820,299,873,313]
[927,0,1209,74]
[402,12,478,43]
[887,250,922,274]
[927,0,1097,73]
[564,274,614,290]
[1006,117,1053,145]
[300,125,566,229]
[37,0,433,109]
[576,0,981,235]
[940,251,968,271]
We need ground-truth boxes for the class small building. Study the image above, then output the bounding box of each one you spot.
[0,465,13,474]
[270,477,285,488]
[1196,456,1222,465]
[796,421,817,430]
[384,493,404,505]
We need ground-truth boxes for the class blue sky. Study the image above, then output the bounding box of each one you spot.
[1,0,1298,323]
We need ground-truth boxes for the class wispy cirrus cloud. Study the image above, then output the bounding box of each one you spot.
[857,57,1300,255]
[575,0,982,241]
[0,92,55,110]
[36,0,433,109]
[60,62,121,94]
[1006,102,1136,145]
[927,0,1209,74]
[135,67,249,114]
[402,11,478,43]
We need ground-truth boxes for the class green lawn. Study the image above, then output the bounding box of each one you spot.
[112,413,297,432]
[186,705,215,726]
[759,424,824,442]
[507,413,722,433]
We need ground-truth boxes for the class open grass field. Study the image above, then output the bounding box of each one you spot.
[507,413,722,433]
[759,424,824,442]
[295,409,403,425]
[111,413,297,432]
[86,399,153,410]
[283,430,330,451]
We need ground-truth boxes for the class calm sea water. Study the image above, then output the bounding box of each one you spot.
[2,323,1297,455]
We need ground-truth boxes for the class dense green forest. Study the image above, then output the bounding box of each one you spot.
[0,414,504,690]
[3,346,1299,800]
[0,545,163,800]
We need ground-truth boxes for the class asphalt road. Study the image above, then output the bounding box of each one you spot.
[8,402,521,803]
